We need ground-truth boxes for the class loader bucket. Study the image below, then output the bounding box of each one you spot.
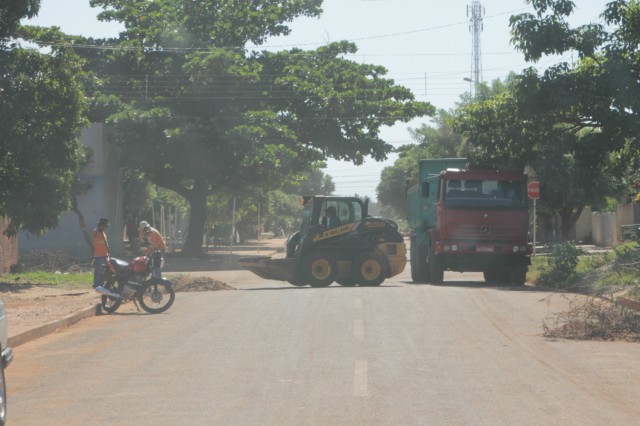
[238,256,297,283]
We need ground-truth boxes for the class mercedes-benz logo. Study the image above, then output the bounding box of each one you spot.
[480,225,490,234]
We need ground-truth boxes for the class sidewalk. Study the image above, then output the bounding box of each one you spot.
[7,238,286,348]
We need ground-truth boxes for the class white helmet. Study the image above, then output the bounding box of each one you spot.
[138,221,150,232]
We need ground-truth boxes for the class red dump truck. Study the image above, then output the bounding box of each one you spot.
[407,158,531,285]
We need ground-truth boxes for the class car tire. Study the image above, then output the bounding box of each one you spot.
[0,361,7,426]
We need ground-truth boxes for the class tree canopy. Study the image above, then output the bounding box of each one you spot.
[1,1,87,236]
[450,0,640,239]
[19,0,433,254]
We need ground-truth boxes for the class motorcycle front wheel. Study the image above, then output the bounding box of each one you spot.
[101,278,122,314]
[138,280,175,314]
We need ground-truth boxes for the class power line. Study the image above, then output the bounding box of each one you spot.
[9,6,532,54]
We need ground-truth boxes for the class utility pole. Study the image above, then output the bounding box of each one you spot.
[467,1,485,96]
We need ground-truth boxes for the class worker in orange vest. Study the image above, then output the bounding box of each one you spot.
[138,221,167,277]
[92,218,119,297]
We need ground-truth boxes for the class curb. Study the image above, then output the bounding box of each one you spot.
[8,303,100,348]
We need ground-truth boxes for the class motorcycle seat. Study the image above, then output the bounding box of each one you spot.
[109,257,130,271]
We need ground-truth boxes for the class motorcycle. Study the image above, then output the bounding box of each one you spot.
[100,250,175,314]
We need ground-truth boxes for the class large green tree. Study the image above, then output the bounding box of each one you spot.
[26,0,433,255]
[1,1,87,236]
[451,0,640,239]
[0,0,39,38]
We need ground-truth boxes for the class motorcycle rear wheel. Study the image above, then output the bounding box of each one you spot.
[100,278,122,314]
[138,280,175,314]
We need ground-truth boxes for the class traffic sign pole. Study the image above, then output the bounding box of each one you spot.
[527,181,541,255]
[533,198,537,255]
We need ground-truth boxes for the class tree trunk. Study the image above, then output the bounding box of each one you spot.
[71,194,93,255]
[559,205,584,241]
[181,181,208,256]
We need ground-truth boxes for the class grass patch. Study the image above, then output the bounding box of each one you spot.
[0,271,93,288]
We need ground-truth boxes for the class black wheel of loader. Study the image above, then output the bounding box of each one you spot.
[354,253,388,287]
[304,253,337,287]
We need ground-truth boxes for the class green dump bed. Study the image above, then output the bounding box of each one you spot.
[407,158,468,231]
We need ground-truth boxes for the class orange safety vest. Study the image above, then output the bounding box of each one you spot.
[141,227,166,251]
[92,228,109,257]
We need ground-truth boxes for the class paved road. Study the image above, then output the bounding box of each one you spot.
[7,268,640,425]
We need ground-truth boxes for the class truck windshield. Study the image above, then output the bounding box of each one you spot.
[443,179,526,210]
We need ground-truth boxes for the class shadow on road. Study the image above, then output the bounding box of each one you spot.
[244,284,403,291]
[403,280,556,292]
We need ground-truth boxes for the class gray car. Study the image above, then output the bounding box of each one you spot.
[0,298,13,426]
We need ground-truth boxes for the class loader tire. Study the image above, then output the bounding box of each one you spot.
[304,252,337,287]
[354,253,388,287]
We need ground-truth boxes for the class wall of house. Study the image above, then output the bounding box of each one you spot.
[19,124,124,259]
[592,211,617,246]
[573,208,593,244]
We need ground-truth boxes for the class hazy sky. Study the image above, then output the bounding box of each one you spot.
[27,0,608,199]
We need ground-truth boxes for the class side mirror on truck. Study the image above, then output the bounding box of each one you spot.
[421,181,430,198]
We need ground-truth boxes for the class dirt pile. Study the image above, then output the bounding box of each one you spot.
[174,276,235,292]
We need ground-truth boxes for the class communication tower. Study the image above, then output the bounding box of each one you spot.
[467,1,485,95]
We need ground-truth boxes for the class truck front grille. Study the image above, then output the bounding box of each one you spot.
[450,225,510,240]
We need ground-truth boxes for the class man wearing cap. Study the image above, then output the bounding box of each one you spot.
[139,221,167,277]
[92,218,119,297]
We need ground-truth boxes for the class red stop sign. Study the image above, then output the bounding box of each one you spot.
[527,181,540,200]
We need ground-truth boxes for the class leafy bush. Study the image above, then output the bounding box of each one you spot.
[536,241,585,288]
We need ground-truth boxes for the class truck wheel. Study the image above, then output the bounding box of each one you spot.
[410,237,418,281]
[483,270,500,284]
[304,253,337,287]
[411,239,430,283]
[510,265,527,286]
[429,255,444,284]
[354,253,388,287]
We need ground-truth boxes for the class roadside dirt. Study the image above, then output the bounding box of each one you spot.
[0,283,99,337]
[0,238,286,338]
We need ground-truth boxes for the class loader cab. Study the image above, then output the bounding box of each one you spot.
[300,196,368,232]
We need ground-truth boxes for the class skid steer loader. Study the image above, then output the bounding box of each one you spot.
[238,196,407,287]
